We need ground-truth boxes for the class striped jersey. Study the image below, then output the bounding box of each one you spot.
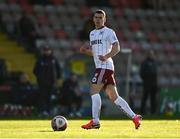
[89,26,119,71]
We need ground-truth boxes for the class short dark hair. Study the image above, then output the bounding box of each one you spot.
[95,9,106,17]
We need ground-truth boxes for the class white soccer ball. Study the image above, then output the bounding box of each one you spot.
[51,115,68,131]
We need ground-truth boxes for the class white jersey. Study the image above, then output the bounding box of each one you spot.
[89,26,119,71]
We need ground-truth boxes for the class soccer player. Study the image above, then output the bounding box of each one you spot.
[80,9,142,129]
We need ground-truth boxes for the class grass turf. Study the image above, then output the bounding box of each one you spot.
[0,119,180,138]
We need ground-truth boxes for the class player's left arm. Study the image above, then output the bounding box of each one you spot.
[99,41,120,61]
[79,46,93,56]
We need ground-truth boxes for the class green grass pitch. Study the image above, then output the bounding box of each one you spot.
[0,119,180,138]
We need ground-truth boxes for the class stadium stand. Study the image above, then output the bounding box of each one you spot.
[0,33,36,82]
[1,0,180,116]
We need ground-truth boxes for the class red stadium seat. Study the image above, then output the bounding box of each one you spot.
[54,29,68,39]
[128,20,141,31]
[21,4,33,14]
[147,32,158,42]
[19,0,29,6]
[51,0,64,5]
[128,0,142,9]
[80,5,92,18]
[113,8,124,19]
[116,31,125,41]
[7,0,18,4]
[109,0,121,7]
[37,16,49,26]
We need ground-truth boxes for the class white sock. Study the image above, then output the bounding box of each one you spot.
[91,94,101,124]
[114,96,135,118]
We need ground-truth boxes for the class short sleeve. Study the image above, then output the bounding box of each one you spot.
[109,30,119,44]
[89,31,92,46]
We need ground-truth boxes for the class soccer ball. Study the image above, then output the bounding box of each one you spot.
[51,115,68,131]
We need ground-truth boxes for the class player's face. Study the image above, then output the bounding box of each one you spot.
[93,13,106,29]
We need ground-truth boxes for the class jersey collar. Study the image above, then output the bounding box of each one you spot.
[95,26,105,30]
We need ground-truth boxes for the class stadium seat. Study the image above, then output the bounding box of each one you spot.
[58,39,71,48]
[113,8,124,19]
[40,25,54,38]
[36,15,49,26]
[33,5,45,16]
[174,42,180,51]
[124,8,137,19]
[0,3,9,12]
[139,41,151,50]
[73,0,86,6]
[46,37,59,47]
[71,15,82,26]
[35,39,46,49]
[163,42,176,54]
[129,41,142,53]
[63,0,75,5]
[66,5,79,17]
[71,39,84,50]
[150,18,163,31]
[18,0,29,5]
[147,31,159,42]
[59,15,73,27]
[157,31,168,42]
[128,19,141,31]
[44,5,56,15]
[0,0,180,90]
[135,9,147,19]
[109,0,121,7]
[1,12,13,24]
[79,5,92,18]
[158,72,171,87]
[132,51,144,64]
[55,5,66,16]
[140,19,151,31]
[48,14,60,26]
[11,12,21,22]
[51,0,64,5]
[116,31,125,41]
[8,3,21,13]
[0,0,6,4]
[116,19,129,30]
[54,29,68,39]
[123,29,134,42]
[150,42,162,51]
[20,4,32,13]
[128,0,142,9]
[134,31,146,42]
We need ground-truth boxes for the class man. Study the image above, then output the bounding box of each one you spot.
[80,9,142,130]
[60,73,82,117]
[18,12,38,53]
[33,46,61,116]
[13,72,37,107]
[140,50,158,114]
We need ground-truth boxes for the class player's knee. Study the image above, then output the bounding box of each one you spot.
[107,92,118,102]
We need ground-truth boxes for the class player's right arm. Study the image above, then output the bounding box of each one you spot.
[79,46,93,56]
[80,30,94,56]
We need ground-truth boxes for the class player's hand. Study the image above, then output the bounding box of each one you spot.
[79,46,87,54]
[99,55,108,61]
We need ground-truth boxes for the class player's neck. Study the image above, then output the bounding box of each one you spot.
[96,25,105,30]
